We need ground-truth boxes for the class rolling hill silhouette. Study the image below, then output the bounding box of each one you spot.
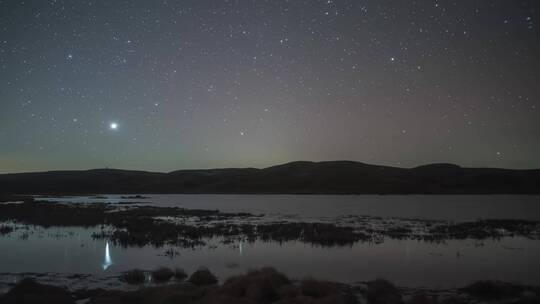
[1,161,539,194]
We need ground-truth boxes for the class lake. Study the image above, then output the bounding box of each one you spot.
[1,194,540,288]
[39,194,540,221]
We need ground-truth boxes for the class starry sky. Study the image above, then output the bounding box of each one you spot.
[1,0,539,173]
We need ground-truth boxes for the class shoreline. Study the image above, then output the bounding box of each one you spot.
[2,195,540,301]
[1,267,539,304]
[2,197,540,248]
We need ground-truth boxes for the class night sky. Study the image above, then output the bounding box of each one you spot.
[1,0,539,173]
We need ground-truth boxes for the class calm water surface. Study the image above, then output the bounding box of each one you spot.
[2,195,539,287]
[1,227,539,288]
[41,194,540,221]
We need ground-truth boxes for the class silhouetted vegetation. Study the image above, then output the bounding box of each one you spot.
[300,278,341,298]
[217,267,290,301]
[428,219,540,240]
[0,225,14,236]
[188,267,218,286]
[461,280,529,300]
[1,198,540,249]
[121,269,146,285]
[151,267,175,283]
[0,278,74,304]
[366,279,403,304]
[3,269,540,304]
[174,268,188,281]
[120,195,149,199]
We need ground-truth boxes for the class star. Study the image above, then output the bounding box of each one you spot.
[1,0,537,173]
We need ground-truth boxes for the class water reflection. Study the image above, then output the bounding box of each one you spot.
[1,227,540,287]
[102,242,113,270]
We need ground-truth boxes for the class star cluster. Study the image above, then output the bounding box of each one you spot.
[0,0,538,172]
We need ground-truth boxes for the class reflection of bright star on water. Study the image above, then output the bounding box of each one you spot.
[110,122,118,130]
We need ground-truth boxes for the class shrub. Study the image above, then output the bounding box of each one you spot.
[407,293,438,304]
[152,267,174,283]
[218,267,291,302]
[122,269,146,285]
[278,284,300,299]
[461,280,526,300]
[367,279,402,304]
[174,268,188,281]
[301,278,340,298]
[4,278,74,304]
[0,225,14,235]
[189,267,218,286]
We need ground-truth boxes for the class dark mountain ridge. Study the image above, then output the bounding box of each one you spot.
[1,161,539,194]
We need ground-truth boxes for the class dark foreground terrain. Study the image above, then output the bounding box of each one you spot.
[1,267,539,304]
[1,161,540,194]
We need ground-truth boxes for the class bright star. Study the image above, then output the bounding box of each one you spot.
[110,122,118,130]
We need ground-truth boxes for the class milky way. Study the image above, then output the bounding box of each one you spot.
[0,0,538,173]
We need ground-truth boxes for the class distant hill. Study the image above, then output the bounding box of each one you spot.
[0,161,539,194]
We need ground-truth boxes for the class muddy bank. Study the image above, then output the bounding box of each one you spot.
[1,267,539,304]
